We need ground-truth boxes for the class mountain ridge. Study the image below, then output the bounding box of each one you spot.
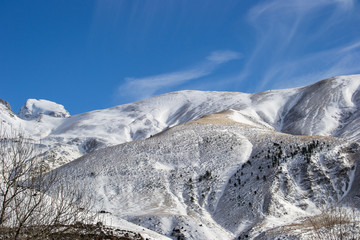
[1,75,360,168]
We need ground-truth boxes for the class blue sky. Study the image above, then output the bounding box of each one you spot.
[1,0,360,115]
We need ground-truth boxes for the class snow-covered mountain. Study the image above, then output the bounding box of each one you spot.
[1,75,360,170]
[53,111,360,239]
[2,74,360,239]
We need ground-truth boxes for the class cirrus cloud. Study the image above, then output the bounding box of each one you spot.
[117,50,242,102]
[241,0,359,91]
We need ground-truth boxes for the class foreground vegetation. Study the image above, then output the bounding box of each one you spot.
[273,205,360,239]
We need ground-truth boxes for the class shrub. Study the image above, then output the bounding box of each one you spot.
[278,205,360,239]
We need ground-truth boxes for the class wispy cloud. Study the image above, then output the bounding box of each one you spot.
[206,50,241,64]
[270,41,360,89]
[117,50,241,102]
[241,0,358,92]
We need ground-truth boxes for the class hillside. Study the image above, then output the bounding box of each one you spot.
[53,111,360,239]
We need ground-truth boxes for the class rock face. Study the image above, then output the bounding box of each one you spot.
[18,99,70,120]
[0,99,15,119]
[0,99,12,112]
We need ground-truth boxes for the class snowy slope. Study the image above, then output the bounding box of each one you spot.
[0,99,81,170]
[1,75,360,168]
[53,112,360,239]
[280,76,360,138]
[2,75,360,238]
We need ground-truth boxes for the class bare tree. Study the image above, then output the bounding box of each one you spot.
[0,127,93,239]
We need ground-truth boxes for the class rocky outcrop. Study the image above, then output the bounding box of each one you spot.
[0,99,15,118]
[0,99,12,111]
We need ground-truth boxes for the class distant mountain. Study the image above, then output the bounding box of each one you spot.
[18,99,70,120]
[1,75,360,170]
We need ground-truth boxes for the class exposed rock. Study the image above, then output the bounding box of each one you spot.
[0,99,12,112]
[81,138,106,154]
[0,99,15,117]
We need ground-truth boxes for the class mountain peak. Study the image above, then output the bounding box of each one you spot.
[18,99,70,120]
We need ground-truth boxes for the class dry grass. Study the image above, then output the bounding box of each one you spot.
[187,110,260,128]
[191,111,239,125]
[0,222,144,240]
[273,206,360,239]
